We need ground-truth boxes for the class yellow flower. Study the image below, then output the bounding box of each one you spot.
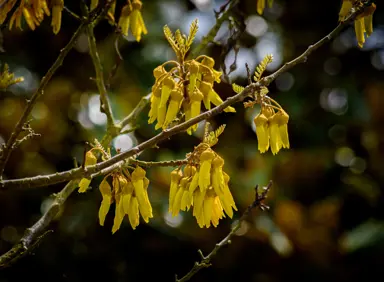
[338,0,376,48]
[78,150,98,193]
[253,106,289,155]
[257,0,274,15]
[98,166,152,233]
[117,0,147,42]
[148,20,236,134]
[51,0,64,34]
[168,125,237,228]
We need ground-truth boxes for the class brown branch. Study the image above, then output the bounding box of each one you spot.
[86,23,116,129]
[0,180,79,269]
[0,3,367,190]
[190,0,240,58]
[0,21,87,178]
[118,93,151,129]
[175,181,273,282]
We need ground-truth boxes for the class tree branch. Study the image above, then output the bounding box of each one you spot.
[86,24,116,130]
[0,22,86,178]
[190,0,239,58]
[175,181,273,282]
[0,4,367,190]
[0,180,79,269]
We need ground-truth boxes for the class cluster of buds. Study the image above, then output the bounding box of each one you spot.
[98,166,152,233]
[0,0,64,33]
[117,0,147,42]
[148,19,235,135]
[339,0,376,48]
[169,125,237,228]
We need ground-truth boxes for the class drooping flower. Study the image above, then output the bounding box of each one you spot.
[78,150,98,193]
[148,19,236,134]
[98,166,153,233]
[256,0,274,15]
[117,0,147,42]
[168,124,237,228]
[338,0,376,48]
[232,54,290,155]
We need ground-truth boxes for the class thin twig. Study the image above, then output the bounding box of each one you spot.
[175,181,273,282]
[118,93,151,129]
[86,24,115,129]
[0,180,79,269]
[130,158,189,168]
[0,22,86,178]
[190,0,240,58]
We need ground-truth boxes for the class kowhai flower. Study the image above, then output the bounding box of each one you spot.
[339,0,376,48]
[148,19,235,134]
[98,166,153,233]
[168,124,237,228]
[232,54,290,155]
[256,0,274,15]
[0,0,64,34]
[117,0,147,42]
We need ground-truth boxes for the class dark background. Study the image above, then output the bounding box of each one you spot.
[1,0,384,281]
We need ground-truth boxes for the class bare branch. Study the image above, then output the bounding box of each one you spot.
[0,180,79,269]
[190,0,240,58]
[175,181,273,282]
[86,24,116,129]
[0,22,87,178]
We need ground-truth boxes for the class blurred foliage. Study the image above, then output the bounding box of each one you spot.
[1,0,384,281]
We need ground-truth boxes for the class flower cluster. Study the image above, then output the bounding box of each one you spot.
[77,142,152,233]
[148,19,235,135]
[169,124,237,227]
[232,54,290,155]
[339,0,376,48]
[117,0,147,42]
[98,166,152,233]
[0,0,63,33]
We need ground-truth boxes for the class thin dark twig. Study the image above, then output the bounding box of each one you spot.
[175,181,273,282]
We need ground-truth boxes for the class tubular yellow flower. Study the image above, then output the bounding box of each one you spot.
[118,4,131,36]
[198,149,215,191]
[339,0,354,21]
[131,166,153,222]
[199,81,236,113]
[130,0,148,42]
[163,87,184,128]
[111,174,128,233]
[78,150,98,193]
[51,0,64,34]
[98,178,112,226]
[268,113,282,155]
[354,17,365,48]
[188,88,204,133]
[188,60,200,95]
[169,168,183,212]
[148,86,161,124]
[276,110,290,149]
[253,112,269,153]
[156,77,175,130]
[257,0,265,15]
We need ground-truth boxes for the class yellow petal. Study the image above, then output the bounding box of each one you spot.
[269,114,282,155]
[112,201,125,234]
[172,186,184,216]
[128,196,140,229]
[354,17,365,48]
[203,194,214,228]
[257,0,265,15]
[188,170,199,195]
[169,169,183,211]
[198,149,215,191]
[118,5,131,36]
[78,178,91,193]
[338,0,353,22]
[164,88,184,128]
[98,197,111,226]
